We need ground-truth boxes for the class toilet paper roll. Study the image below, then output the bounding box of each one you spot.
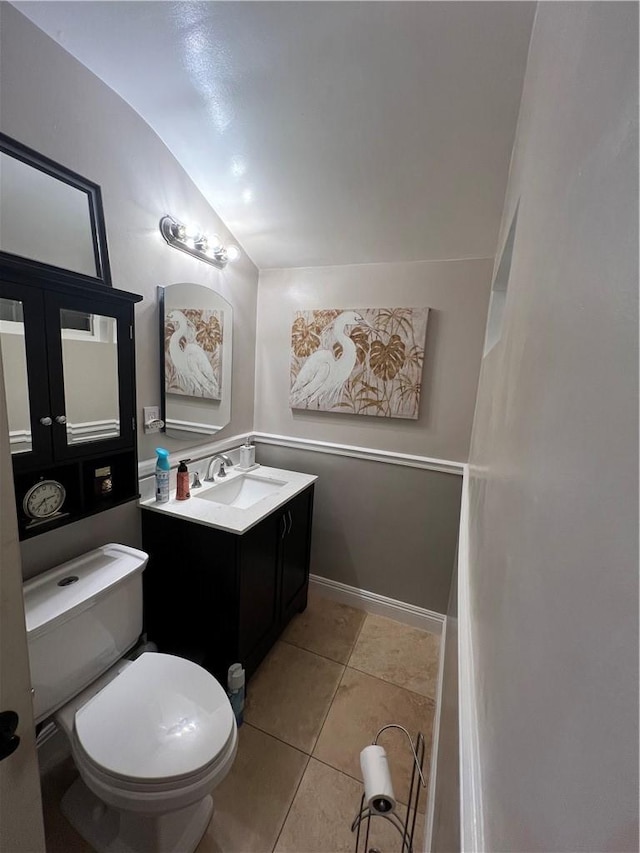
[360,745,396,815]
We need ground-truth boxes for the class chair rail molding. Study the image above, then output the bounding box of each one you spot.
[252,432,465,475]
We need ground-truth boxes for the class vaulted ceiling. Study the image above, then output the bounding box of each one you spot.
[15,1,535,269]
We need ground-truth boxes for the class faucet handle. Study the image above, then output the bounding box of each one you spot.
[192,472,202,489]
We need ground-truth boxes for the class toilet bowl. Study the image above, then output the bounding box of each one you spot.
[23,544,237,853]
[57,653,237,853]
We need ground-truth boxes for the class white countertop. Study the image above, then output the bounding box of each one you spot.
[139,465,317,534]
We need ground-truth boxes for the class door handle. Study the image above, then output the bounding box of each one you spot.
[55,415,67,425]
[287,510,293,535]
[39,416,52,426]
[280,514,287,539]
[0,710,20,762]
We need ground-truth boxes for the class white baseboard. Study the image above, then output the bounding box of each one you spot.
[309,574,444,635]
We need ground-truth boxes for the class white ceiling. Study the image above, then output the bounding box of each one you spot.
[15,1,535,270]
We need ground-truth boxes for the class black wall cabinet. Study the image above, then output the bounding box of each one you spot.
[0,269,141,539]
[141,484,315,683]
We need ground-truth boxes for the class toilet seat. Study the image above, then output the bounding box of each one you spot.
[72,721,237,815]
[74,653,235,783]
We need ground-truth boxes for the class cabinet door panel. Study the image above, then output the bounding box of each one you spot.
[45,291,135,460]
[0,281,51,472]
[238,515,280,662]
[281,489,313,621]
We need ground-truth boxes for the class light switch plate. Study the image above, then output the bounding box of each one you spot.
[143,406,162,434]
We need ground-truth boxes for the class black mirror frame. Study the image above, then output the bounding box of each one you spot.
[0,132,112,289]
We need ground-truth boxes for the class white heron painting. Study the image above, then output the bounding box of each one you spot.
[290,307,429,418]
[164,308,223,400]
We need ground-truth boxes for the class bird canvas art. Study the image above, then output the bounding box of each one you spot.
[164,308,223,399]
[290,307,429,418]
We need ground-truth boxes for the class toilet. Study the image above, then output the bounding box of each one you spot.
[23,543,237,853]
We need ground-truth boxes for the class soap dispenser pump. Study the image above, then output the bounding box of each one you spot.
[239,438,255,470]
[176,459,191,501]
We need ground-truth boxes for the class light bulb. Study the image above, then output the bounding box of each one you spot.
[226,244,241,263]
[184,223,200,240]
[209,233,223,252]
[171,221,186,241]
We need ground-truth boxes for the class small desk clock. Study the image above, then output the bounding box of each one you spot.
[23,479,67,521]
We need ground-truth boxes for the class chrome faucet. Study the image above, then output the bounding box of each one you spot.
[205,453,233,481]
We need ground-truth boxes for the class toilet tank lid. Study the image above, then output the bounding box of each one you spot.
[23,544,149,640]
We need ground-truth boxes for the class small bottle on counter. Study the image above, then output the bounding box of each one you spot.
[227,663,245,726]
[176,459,191,501]
[239,438,255,469]
[155,447,170,503]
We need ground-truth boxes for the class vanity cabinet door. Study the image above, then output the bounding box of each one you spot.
[238,513,281,670]
[279,487,314,626]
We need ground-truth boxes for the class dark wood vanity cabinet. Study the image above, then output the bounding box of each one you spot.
[141,484,315,683]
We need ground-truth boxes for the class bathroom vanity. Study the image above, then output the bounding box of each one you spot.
[140,467,316,682]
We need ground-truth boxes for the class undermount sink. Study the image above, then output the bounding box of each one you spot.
[196,473,287,509]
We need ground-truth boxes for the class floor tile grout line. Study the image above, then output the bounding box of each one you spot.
[271,752,312,853]
[276,634,438,705]
[344,661,438,703]
[279,636,353,667]
[344,609,369,669]
[309,659,349,756]
[241,719,313,758]
[270,755,312,852]
[342,663,437,708]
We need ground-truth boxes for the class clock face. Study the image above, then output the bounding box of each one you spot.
[23,480,66,520]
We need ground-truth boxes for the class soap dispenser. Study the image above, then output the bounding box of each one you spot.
[176,459,191,501]
[239,438,255,470]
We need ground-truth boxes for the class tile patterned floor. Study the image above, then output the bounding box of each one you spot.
[40,593,439,853]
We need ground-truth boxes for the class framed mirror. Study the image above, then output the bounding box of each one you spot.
[0,132,111,286]
[159,283,232,438]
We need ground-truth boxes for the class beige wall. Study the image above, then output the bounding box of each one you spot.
[255,259,492,462]
[468,4,638,850]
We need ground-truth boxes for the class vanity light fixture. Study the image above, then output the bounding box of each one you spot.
[159,215,240,268]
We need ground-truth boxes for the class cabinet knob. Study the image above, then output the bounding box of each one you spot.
[39,416,52,426]
[55,415,67,425]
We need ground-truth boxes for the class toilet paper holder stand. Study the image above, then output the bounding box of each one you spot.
[351,724,426,853]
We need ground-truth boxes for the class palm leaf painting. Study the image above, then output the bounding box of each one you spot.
[290,307,429,418]
[165,308,223,399]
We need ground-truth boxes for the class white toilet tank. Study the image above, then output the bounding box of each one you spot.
[23,544,149,724]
